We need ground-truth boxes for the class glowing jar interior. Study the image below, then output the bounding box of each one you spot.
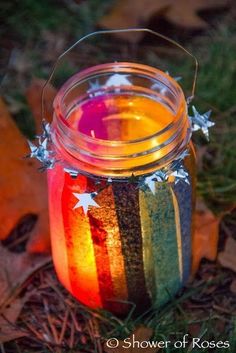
[70,94,174,141]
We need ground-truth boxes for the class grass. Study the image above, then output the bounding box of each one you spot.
[190,24,236,212]
[0,0,113,41]
[1,1,236,352]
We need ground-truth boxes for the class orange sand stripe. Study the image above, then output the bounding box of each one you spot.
[62,174,101,308]
[88,211,115,311]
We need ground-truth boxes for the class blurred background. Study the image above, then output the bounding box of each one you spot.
[0,0,236,352]
[1,0,236,212]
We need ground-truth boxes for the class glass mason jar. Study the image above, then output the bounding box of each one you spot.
[48,62,196,315]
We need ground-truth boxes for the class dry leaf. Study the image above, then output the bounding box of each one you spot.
[164,0,229,29]
[0,243,50,343]
[99,0,229,42]
[218,237,236,273]
[0,243,50,308]
[104,326,160,353]
[191,200,221,275]
[0,98,50,253]
[0,299,27,343]
[26,78,56,134]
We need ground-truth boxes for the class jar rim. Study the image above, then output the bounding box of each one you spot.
[53,62,186,145]
[52,62,191,177]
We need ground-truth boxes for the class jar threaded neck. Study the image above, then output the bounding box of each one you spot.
[52,62,190,177]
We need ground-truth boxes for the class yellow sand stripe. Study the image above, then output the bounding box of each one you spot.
[170,186,183,281]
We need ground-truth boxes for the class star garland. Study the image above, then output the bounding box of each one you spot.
[27,121,57,171]
[26,73,215,212]
[138,148,190,195]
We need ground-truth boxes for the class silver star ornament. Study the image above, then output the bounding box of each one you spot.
[169,167,190,185]
[27,139,56,171]
[167,149,190,185]
[189,106,214,140]
[106,74,132,88]
[154,170,168,182]
[41,120,51,139]
[26,121,58,171]
[64,167,79,178]
[35,120,51,142]
[87,79,103,97]
[165,71,182,82]
[177,149,190,161]
[73,192,100,215]
[142,170,168,194]
[143,175,156,194]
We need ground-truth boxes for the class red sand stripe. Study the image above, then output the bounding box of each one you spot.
[88,213,115,311]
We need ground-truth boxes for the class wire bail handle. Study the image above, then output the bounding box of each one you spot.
[41,28,198,120]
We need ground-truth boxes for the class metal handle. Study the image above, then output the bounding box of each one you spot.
[41,28,198,120]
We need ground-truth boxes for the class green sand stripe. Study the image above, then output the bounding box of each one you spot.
[139,183,181,306]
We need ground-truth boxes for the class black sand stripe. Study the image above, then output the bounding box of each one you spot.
[112,182,151,311]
